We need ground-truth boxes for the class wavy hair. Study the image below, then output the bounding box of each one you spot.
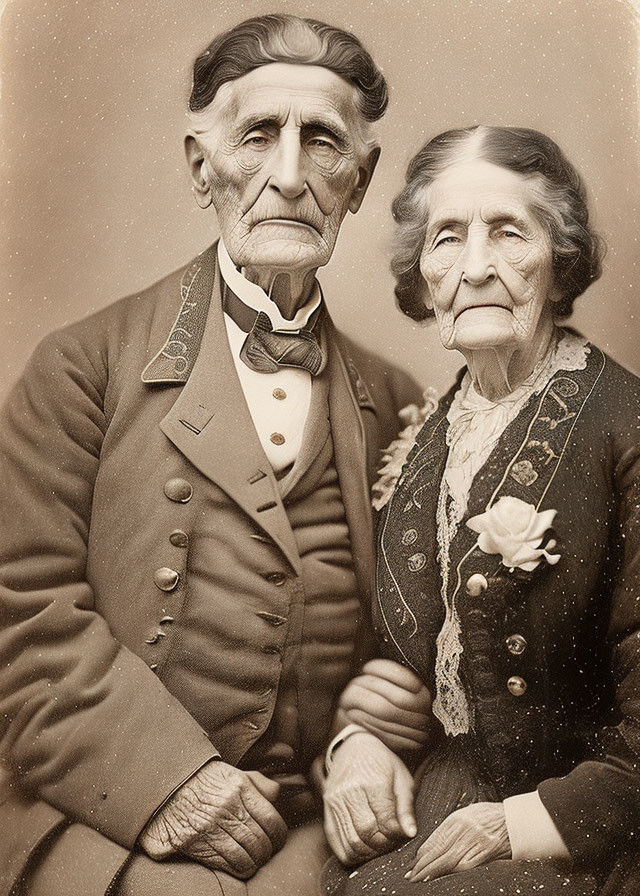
[189,14,387,124]
[392,126,605,321]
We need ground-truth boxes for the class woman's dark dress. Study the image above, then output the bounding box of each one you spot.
[324,341,640,895]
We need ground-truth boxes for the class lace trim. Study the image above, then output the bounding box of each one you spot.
[433,329,589,737]
[372,388,439,511]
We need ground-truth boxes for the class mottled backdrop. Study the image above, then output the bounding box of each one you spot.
[1,0,638,403]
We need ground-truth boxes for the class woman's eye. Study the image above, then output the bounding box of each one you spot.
[434,235,461,248]
[498,229,523,240]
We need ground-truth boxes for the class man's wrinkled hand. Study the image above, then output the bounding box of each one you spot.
[405,802,511,882]
[337,659,432,754]
[138,761,288,879]
[323,731,416,867]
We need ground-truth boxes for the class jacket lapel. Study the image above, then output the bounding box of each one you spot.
[145,246,302,575]
[326,321,378,601]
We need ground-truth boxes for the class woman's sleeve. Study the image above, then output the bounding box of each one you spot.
[0,329,218,850]
[537,429,640,867]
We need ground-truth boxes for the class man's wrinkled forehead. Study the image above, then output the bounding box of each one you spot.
[191,62,372,145]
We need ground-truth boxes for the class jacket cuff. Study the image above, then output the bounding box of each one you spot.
[503,790,571,862]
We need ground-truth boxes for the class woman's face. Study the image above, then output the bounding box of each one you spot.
[419,158,557,354]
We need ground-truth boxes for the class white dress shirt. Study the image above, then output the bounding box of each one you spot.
[217,240,321,474]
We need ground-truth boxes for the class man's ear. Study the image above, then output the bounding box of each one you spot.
[348,146,381,214]
[185,134,212,209]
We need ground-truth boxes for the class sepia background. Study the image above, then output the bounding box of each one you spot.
[1,0,638,405]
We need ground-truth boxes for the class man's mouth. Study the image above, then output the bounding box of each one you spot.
[252,216,320,233]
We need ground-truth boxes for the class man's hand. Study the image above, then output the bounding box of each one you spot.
[139,760,288,879]
[336,659,432,754]
[323,731,416,866]
[405,802,511,882]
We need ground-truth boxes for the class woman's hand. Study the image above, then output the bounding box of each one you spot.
[323,731,417,866]
[336,659,432,754]
[405,802,511,882]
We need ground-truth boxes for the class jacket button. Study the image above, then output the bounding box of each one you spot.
[264,572,287,586]
[169,529,189,548]
[466,574,488,597]
[262,645,281,655]
[506,634,527,655]
[507,675,527,697]
[154,567,180,591]
[256,611,287,626]
[164,478,193,502]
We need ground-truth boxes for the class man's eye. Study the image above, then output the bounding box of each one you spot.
[243,133,271,148]
[498,229,523,240]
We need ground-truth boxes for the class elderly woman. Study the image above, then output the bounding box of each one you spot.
[322,126,640,896]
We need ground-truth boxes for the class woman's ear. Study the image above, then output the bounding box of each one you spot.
[185,134,212,209]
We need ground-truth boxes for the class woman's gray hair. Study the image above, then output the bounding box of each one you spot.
[392,126,605,321]
[189,14,388,124]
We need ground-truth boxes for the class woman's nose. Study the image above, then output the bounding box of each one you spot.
[461,232,497,285]
[268,129,307,199]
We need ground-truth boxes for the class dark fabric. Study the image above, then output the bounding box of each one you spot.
[327,338,640,893]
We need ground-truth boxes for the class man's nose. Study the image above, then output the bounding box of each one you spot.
[268,130,307,199]
[461,232,497,285]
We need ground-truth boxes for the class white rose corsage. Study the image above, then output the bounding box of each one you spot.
[372,388,439,511]
[467,495,560,572]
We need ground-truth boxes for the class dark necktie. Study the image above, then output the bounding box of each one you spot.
[223,284,327,376]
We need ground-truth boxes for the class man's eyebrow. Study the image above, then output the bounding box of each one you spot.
[232,114,282,139]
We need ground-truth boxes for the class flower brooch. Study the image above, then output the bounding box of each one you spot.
[467,495,560,572]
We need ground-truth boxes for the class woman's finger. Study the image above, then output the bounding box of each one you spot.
[360,659,426,693]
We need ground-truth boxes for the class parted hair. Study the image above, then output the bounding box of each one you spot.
[392,126,605,321]
[189,14,388,123]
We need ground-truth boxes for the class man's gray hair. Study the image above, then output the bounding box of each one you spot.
[392,126,605,322]
[189,14,388,124]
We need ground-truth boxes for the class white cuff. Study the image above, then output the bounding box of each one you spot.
[324,724,369,775]
[503,791,571,862]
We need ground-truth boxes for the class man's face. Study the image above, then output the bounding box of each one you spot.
[187,63,378,276]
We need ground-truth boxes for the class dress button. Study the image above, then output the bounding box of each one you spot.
[169,529,189,548]
[507,675,527,697]
[506,634,528,655]
[466,574,488,597]
[270,432,285,446]
[154,567,180,591]
[264,571,287,586]
[164,478,193,502]
[273,388,287,401]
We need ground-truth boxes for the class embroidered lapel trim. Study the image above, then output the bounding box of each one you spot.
[141,249,215,384]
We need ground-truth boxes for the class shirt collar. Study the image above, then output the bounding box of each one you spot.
[217,239,322,332]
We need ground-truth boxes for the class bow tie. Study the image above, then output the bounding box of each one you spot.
[224,285,327,376]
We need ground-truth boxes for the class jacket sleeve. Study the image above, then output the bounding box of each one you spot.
[0,330,218,851]
[537,423,640,867]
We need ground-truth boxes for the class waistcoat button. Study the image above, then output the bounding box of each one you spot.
[506,634,528,655]
[169,529,189,548]
[154,567,180,591]
[507,675,527,697]
[466,574,488,597]
[164,478,193,502]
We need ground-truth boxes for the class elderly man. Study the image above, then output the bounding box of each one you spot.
[0,13,428,896]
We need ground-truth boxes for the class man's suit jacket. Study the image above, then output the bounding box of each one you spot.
[375,337,640,886]
[0,245,420,894]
